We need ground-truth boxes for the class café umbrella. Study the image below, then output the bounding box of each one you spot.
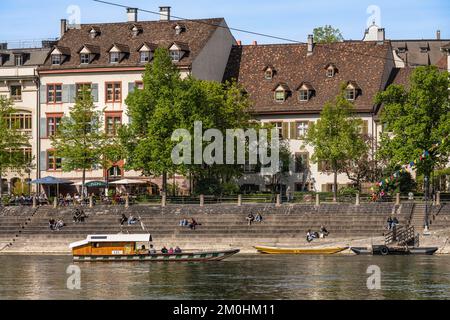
[30,176,73,196]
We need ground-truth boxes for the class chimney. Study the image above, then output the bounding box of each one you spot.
[159,6,171,21]
[236,40,242,46]
[60,19,67,37]
[377,28,385,44]
[252,41,258,46]
[307,34,314,56]
[437,30,441,40]
[127,8,138,22]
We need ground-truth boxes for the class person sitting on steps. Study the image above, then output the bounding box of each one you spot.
[119,214,128,226]
[319,225,329,238]
[246,213,255,226]
[255,213,263,223]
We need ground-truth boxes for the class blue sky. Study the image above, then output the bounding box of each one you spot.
[0,0,449,47]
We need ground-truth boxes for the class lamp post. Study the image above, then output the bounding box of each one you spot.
[424,175,429,231]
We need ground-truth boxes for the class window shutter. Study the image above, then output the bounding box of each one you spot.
[40,118,47,138]
[128,82,136,95]
[40,85,47,104]
[282,122,289,139]
[362,120,369,135]
[91,83,99,102]
[62,85,70,103]
[290,122,297,140]
[68,84,76,103]
[39,151,47,171]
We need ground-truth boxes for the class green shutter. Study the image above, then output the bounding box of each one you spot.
[68,84,76,103]
[128,82,135,95]
[39,151,47,171]
[40,118,47,138]
[282,122,289,139]
[62,85,70,103]
[290,122,297,140]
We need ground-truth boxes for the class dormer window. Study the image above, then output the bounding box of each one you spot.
[110,52,120,63]
[78,45,99,65]
[137,43,156,64]
[51,54,62,65]
[273,83,290,102]
[264,66,275,80]
[174,24,186,35]
[130,24,143,38]
[108,44,129,64]
[89,27,100,39]
[297,82,315,102]
[14,54,23,66]
[80,53,90,64]
[325,63,338,78]
[140,51,151,63]
[169,42,189,62]
[345,81,361,101]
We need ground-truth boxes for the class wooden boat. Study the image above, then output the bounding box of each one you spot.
[69,234,240,262]
[254,245,348,255]
[351,245,438,256]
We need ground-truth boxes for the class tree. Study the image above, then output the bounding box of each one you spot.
[50,88,107,198]
[313,25,344,43]
[122,48,182,194]
[0,97,30,196]
[304,87,368,200]
[376,66,450,195]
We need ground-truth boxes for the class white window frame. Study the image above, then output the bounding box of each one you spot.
[140,51,151,63]
[346,88,356,101]
[51,54,62,65]
[297,121,309,138]
[110,52,120,64]
[15,55,23,66]
[274,90,286,102]
[170,50,182,62]
[299,90,309,102]
[80,53,90,64]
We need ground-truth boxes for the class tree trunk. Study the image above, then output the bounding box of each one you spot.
[333,169,338,202]
[0,167,3,199]
[162,171,167,194]
[82,168,86,200]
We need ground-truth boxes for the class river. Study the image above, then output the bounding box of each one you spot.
[0,254,449,300]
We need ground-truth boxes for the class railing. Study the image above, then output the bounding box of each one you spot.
[385,225,416,246]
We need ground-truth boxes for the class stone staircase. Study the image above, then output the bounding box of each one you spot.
[1,203,410,253]
[0,206,38,251]
[409,203,428,232]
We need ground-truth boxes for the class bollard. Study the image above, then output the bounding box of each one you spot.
[32,196,36,208]
[395,193,400,206]
[53,197,57,208]
[200,194,204,207]
[315,193,320,207]
[436,191,441,206]
[276,194,281,207]
[161,192,167,207]
[237,194,242,207]
[355,192,360,206]
[125,194,129,208]
[89,195,93,208]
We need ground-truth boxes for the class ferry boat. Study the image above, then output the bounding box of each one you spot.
[350,245,438,255]
[254,245,348,255]
[69,234,240,262]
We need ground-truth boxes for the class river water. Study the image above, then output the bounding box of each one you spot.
[0,254,449,300]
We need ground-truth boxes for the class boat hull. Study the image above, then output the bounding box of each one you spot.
[254,246,348,255]
[351,246,438,256]
[73,249,240,262]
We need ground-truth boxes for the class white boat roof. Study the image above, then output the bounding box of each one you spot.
[69,234,152,249]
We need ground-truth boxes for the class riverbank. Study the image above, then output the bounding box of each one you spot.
[1,203,449,254]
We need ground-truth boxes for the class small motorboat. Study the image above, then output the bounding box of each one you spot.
[69,234,240,262]
[254,245,348,255]
[351,245,438,256]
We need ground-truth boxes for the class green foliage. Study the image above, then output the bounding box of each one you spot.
[0,97,31,195]
[338,186,359,196]
[304,86,368,199]
[50,88,108,195]
[121,48,253,194]
[313,25,344,43]
[376,66,450,183]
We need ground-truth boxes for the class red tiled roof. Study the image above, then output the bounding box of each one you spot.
[40,18,225,70]
[223,41,392,114]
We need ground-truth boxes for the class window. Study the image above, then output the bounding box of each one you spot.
[51,54,62,65]
[170,50,181,62]
[105,82,121,103]
[105,113,122,136]
[80,53,90,64]
[110,52,120,63]
[135,81,144,90]
[14,55,23,66]
[47,151,62,171]
[346,89,356,101]
[140,51,151,63]
[294,152,309,173]
[274,90,286,102]
[327,68,335,78]
[76,83,92,99]
[296,121,309,138]
[271,122,283,138]
[265,68,273,80]
[7,113,32,132]
[318,160,332,172]
[359,120,369,135]
[47,115,62,137]
[10,85,22,101]
[47,84,63,104]
[299,90,309,102]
